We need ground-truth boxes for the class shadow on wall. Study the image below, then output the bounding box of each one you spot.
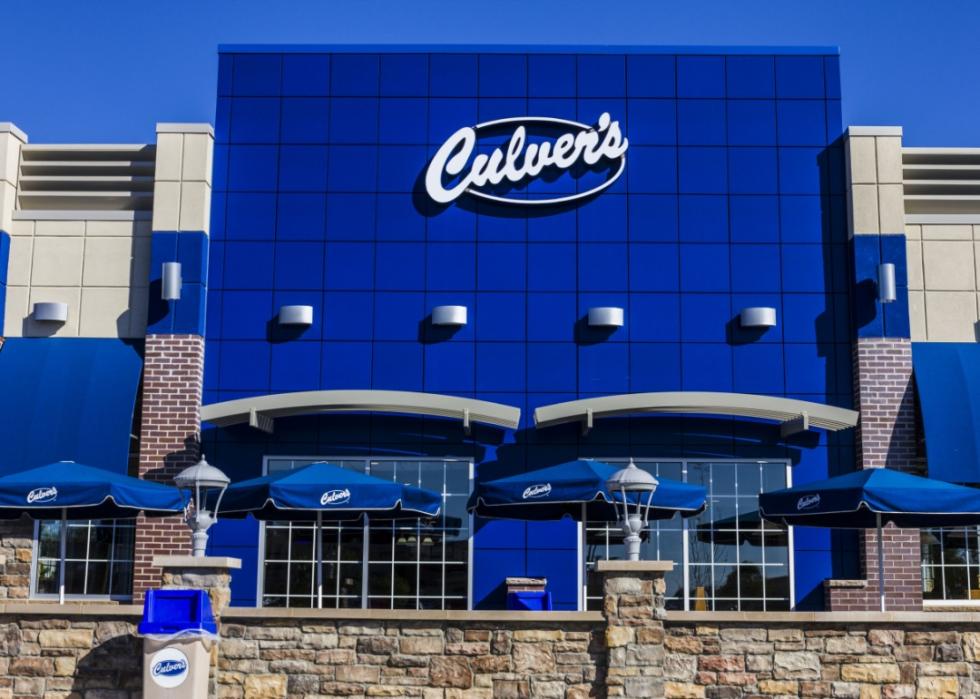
[72,632,142,695]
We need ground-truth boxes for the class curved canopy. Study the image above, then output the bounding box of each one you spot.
[0,461,184,520]
[759,469,980,529]
[533,391,858,436]
[469,459,706,521]
[201,390,521,434]
[217,461,442,521]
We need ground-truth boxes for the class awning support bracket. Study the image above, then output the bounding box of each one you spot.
[780,411,810,438]
[582,408,594,436]
[462,408,471,436]
[249,408,275,434]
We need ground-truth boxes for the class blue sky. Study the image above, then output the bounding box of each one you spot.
[6,0,979,145]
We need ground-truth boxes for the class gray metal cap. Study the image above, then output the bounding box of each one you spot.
[606,459,659,493]
[174,455,231,490]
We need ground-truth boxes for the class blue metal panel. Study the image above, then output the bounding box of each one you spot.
[148,232,209,335]
[853,234,910,339]
[210,47,847,608]
[0,338,143,473]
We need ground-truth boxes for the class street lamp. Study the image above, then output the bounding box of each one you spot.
[606,459,659,562]
[174,455,230,557]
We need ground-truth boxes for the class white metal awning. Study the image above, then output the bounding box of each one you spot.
[200,390,521,435]
[533,392,858,437]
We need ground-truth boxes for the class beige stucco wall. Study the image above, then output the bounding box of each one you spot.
[905,223,980,342]
[4,216,151,338]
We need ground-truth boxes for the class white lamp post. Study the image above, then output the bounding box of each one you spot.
[174,455,230,557]
[605,459,658,562]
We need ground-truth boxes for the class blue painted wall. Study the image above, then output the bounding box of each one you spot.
[203,48,853,610]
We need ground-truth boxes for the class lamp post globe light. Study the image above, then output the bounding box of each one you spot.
[174,455,230,557]
[605,459,659,562]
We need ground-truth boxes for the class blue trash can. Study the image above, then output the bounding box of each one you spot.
[139,589,218,698]
[507,590,553,611]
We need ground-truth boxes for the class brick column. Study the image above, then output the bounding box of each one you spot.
[132,333,205,601]
[826,339,920,611]
[598,560,670,698]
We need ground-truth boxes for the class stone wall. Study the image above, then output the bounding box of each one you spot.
[0,519,34,601]
[1,604,980,698]
[663,618,978,699]
[218,616,602,698]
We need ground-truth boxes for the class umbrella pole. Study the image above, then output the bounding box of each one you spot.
[876,513,885,613]
[316,511,323,610]
[58,508,67,605]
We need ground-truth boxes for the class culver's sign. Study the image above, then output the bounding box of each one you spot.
[321,488,351,506]
[149,647,189,689]
[26,487,57,504]
[522,484,552,499]
[425,113,628,206]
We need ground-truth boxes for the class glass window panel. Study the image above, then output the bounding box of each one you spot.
[265,527,291,560]
[739,541,764,565]
[289,563,312,595]
[290,525,315,561]
[393,564,418,596]
[419,565,443,596]
[86,562,109,594]
[393,597,418,610]
[419,532,444,562]
[395,461,421,486]
[737,462,762,494]
[445,464,470,496]
[655,462,684,481]
[370,461,395,482]
[263,596,287,607]
[64,561,87,595]
[113,524,135,560]
[36,561,58,595]
[368,563,392,597]
[339,527,364,561]
[38,521,61,558]
[711,464,736,494]
[765,566,790,599]
[922,566,942,599]
[110,564,133,597]
[763,463,787,491]
[445,566,467,598]
[338,564,362,597]
[263,563,289,595]
[65,524,89,559]
[739,566,764,598]
[420,461,445,494]
[944,566,968,599]
[688,462,710,488]
[394,529,419,562]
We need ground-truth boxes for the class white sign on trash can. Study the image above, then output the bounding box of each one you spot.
[149,647,190,689]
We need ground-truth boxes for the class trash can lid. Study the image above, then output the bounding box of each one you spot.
[138,589,218,636]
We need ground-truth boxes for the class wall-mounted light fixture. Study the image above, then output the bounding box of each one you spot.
[878,263,897,304]
[33,302,69,323]
[587,307,624,328]
[432,305,468,327]
[740,307,777,328]
[278,305,314,326]
[162,262,182,301]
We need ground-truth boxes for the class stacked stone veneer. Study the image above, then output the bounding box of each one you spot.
[0,520,34,601]
[131,333,205,601]
[1,610,980,698]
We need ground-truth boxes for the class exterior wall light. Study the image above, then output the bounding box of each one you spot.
[33,302,69,323]
[740,307,777,328]
[278,305,314,326]
[606,459,658,562]
[432,305,468,327]
[161,262,182,301]
[174,455,230,557]
[878,263,897,304]
[587,307,624,328]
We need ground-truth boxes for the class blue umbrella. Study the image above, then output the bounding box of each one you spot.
[468,460,707,521]
[759,468,980,610]
[217,462,441,607]
[0,461,185,603]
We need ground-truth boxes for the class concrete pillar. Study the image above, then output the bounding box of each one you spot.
[155,555,241,623]
[598,560,671,698]
[133,124,214,602]
[825,126,922,611]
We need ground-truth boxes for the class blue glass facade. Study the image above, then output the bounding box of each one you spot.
[203,48,855,610]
